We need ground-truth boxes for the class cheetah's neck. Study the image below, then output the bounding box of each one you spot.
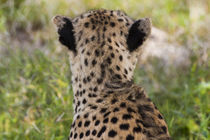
[70,62,134,119]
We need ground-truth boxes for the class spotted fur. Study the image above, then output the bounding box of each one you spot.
[53,9,171,140]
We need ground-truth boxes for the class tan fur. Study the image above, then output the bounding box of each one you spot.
[53,9,171,140]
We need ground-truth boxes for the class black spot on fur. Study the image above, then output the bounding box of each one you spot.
[109,46,113,50]
[111,98,117,104]
[111,117,118,124]
[95,120,100,126]
[110,22,115,27]
[85,38,89,44]
[103,27,107,32]
[120,102,126,108]
[122,114,133,120]
[133,126,142,133]
[106,57,112,64]
[92,59,97,66]
[126,134,134,140]
[108,130,117,137]
[74,133,77,139]
[84,120,90,127]
[84,113,89,118]
[113,107,119,112]
[85,130,90,136]
[100,108,107,113]
[92,115,96,121]
[111,53,115,58]
[161,126,167,133]
[95,49,100,57]
[158,114,163,119]
[93,87,98,92]
[78,121,82,127]
[108,38,112,43]
[120,123,129,130]
[91,105,98,109]
[84,58,88,66]
[113,74,122,80]
[92,129,97,136]
[118,18,124,22]
[92,25,96,30]
[97,78,103,84]
[96,99,103,103]
[97,126,106,137]
[103,111,111,118]
[69,132,73,138]
[84,22,89,28]
[91,36,95,41]
[79,132,84,138]
[82,98,87,104]
[116,65,120,71]
[127,107,136,113]
[119,55,123,61]
[103,118,109,123]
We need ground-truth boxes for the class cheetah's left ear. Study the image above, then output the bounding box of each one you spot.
[127,18,151,52]
[53,15,76,52]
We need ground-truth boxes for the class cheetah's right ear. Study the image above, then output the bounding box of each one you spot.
[127,18,151,52]
[53,15,76,52]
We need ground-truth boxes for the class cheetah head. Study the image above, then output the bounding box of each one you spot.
[53,10,151,83]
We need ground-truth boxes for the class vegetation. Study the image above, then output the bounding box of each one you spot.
[0,0,209,140]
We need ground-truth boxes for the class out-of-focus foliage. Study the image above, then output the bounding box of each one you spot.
[0,0,209,140]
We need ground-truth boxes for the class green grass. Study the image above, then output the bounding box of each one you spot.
[0,48,73,140]
[0,0,209,139]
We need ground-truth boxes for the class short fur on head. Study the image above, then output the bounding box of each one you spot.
[52,9,152,93]
[53,10,152,89]
[53,11,151,53]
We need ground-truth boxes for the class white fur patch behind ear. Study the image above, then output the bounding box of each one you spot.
[127,18,152,52]
[52,15,68,29]
[138,18,152,37]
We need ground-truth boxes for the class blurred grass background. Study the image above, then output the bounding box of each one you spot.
[0,0,209,140]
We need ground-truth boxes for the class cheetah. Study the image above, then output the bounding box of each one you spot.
[53,9,171,140]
